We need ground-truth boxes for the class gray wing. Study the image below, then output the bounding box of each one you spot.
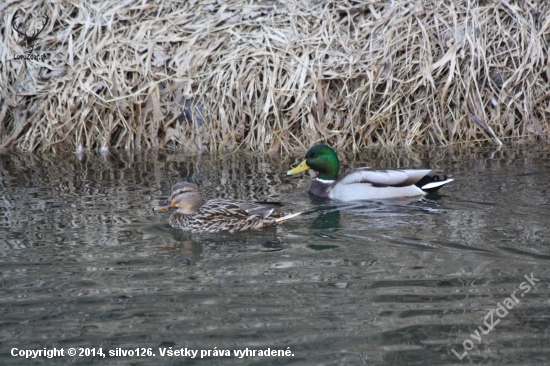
[338,168,433,187]
[238,202,285,219]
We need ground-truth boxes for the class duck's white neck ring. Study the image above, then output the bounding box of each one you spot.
[315,178,335,184]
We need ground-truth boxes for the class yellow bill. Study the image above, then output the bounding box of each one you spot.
[287,160,310,175]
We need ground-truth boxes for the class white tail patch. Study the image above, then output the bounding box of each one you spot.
[421,178,454,190]
[275,212,302,222]
[246,208,274,218]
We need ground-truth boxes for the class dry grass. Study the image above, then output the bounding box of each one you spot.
[1,0,549,153]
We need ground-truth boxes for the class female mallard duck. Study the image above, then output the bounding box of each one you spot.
[154,182,301,233]
[287,145,454,201]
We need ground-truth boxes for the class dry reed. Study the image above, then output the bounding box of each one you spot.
[1,0,549,153]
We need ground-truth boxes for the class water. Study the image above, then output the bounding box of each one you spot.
[1,145,549,365]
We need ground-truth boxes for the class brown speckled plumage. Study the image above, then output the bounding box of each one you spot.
[154,182,300,233]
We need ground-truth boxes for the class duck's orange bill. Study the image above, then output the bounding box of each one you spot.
[286,160,310,175]
[154,199,175,211]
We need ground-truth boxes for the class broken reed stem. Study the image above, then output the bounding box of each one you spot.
[450,98,503,146]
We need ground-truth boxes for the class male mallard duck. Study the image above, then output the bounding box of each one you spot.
[154,182,301,233]
[287,145,454,201]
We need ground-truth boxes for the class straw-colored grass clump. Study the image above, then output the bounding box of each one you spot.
[1,0,549,153]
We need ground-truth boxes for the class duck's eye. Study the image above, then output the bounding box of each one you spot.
[313,154,318,158]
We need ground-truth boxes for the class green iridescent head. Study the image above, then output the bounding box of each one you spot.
[287,144,340,180]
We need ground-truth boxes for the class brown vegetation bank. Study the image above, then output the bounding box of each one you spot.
[1,1,549,153]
